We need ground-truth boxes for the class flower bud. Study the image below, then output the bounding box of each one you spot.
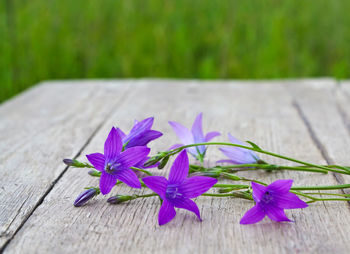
[88,170,101,177]
[218,187,234,193]
[190,170,221,178]
[74,188,98,207]
[158,156,170,169]
[107,195,133,204]
[221,172,241,181]
[63,158,91,168]
[63,159,75,166]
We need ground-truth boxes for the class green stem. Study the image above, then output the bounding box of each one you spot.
[219,164,328,174]
[303,192,350,197]
[202,192,253,200]
[213,183,350,191]
[132,193,158,199]
[213,184,249,189]
[170,142,332,172]
[131,167,153,176]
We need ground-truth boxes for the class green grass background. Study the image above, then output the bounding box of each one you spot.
[1,0,350,103]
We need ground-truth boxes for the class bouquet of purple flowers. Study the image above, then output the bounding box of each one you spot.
[64,114,350,226]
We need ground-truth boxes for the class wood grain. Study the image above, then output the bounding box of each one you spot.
[0,81,133,248]
[2,80,350,254]
[287,80,350,185]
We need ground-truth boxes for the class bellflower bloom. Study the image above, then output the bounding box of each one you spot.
[116,117,162,149]
[240,180,308,224]
[143,150,218,225]
[218,133,259,164]
[86,127,150,195]
[168,113,220,161]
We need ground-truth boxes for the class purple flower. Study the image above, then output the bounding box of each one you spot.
[168,113,220,160]
[116,117,162,149]
[74,188,99,207]
[86,127,150,195]
[240,180,308,224]
[218,133,259,164]
[143,150,218,225]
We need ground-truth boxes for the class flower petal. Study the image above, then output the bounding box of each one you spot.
[227,133,246,146]
[191,113,207,155]
[179,176,218,198]
[168,150,189,183]
[205,131,221,142]
[172,198,201,221]
[116,127,126,140]
[125,130,163,148]
[100,172,117,195]
[168,121,194,145]
[251,182,267,202]
[267,179,293,194]
[219,147,258,164]
[142,176,168,199]
[266,205,292,222]
[104,127,123,161]
[131,117,154,132]
[225,133,260,162]
[158,200,176,226]
[124,117,154,144]
[116,169,141,188]
[86,153,105,171]
[240,205,266,224]
[275,192,308,209]
[116,146,150,168]
[191,113,204,143]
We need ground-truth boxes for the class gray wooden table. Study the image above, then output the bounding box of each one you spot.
[1,79,350,254]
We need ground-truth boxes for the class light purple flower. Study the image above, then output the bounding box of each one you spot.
[240,179,308,224]
[143,150,218,225]
[116,117,162,149]
[218,133,259,164]
[168,113,220,160]
[86,127,150,195]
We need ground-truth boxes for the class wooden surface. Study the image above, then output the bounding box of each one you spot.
[1,79,350,254]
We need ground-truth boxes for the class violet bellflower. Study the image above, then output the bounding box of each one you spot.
[86,127,150,195]
[168,113,220,161]
[240,180,308,224]
[116,117,162,149]
[218,133,260,164]
[143,150,218,225]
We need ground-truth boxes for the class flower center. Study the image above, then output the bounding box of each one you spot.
[105,162,122,174]
[261,191,273,204]
[166,184,182,200]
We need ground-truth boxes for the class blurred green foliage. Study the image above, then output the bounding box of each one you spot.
[1,0,350,103]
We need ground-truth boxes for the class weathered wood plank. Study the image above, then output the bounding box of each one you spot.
[337,81,350,135]
[3,80,350,254]
[0,81,133,248]
[287,80,350,185]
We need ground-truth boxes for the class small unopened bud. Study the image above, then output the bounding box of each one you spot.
[158,156,170,169]
[74,188,99,207]
[63,158,92,168]
[88,170,101,177]
[221,173,241,181]
[63,159,75,166]
[107,195,133,204]
[218,187,234,193]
